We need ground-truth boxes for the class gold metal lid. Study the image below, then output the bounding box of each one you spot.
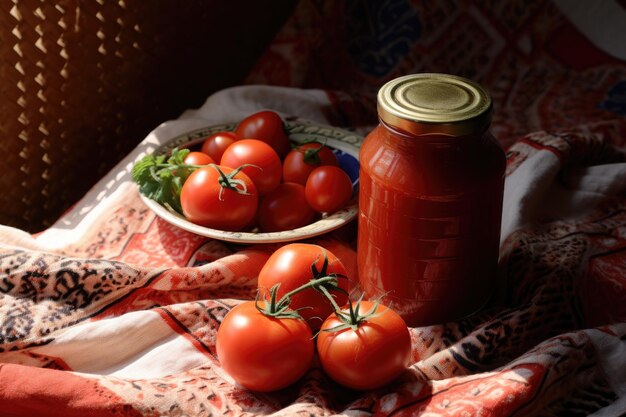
[377,73,492,136]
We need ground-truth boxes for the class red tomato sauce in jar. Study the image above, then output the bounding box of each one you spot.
[357,74,506,326]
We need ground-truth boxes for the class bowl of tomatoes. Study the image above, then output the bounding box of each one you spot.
[133,111,362,243]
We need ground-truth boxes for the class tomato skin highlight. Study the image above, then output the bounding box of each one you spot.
[180,165,258,231]
[183,151,215,165]
[316,301,412,391]
[221,139,282,196]
[283,142,339,185]
[216,301,314,392]
[258,244,350,331]
[258,183,316,232]
[200,131,237,162]
[305,166,353,213]
[235,110,291,158]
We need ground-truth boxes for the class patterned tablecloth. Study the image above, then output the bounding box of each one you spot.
[1,1,626,416]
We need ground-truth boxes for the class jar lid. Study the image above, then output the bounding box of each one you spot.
[377,73,492,136]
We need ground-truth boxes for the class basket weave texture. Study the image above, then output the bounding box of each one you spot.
[0,0,291,232]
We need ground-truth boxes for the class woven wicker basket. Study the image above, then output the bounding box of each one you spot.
[0,0,292,232]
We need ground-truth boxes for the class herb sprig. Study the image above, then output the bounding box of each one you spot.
[131,148,198,214]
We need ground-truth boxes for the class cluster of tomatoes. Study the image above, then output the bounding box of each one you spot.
[179,110,354,232]
[216,243,413,392]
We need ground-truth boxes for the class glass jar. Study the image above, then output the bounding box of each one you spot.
[358,73,506,326]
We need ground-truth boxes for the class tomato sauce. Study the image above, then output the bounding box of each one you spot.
[357,74,506,326]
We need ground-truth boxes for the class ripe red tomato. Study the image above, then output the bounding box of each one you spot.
[257,243,350,331]
[305,166,353,213]
[283,142,339,185]
[257,183,316,232]
[311,237,358,285]
[220,139,282,196]
[235,110,291,158]
[180,165,257,231]
[317,301,412,390]
[183,151,214,165]
[200,131,237,162]
[216,301,314,392]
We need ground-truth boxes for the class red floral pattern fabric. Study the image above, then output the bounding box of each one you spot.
[247,0,626,149]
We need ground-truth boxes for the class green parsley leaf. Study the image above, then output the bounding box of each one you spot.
[131,148,197,214]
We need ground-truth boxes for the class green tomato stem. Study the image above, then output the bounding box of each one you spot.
[257,276,342,320]
[282,276,339,301]
[316,284,341,312]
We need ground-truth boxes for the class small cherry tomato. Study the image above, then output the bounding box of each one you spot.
[180,165,257,231]
[221,139,282,195]
[258,243,350,331]
[258,183,316,232]
[283,142,339,185]
[183,151,215,165]
[200,131,237,162]
[235,110,291,158]
[305,166,353,213]
[317,301,412,390]
[216,301,314,392]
